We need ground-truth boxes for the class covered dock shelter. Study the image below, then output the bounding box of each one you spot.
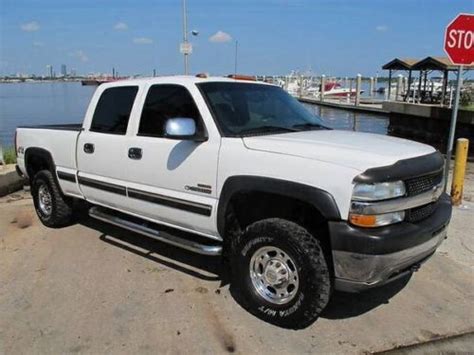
[382,58,418,100]
[382,56,473,104]
[411,56,473,104]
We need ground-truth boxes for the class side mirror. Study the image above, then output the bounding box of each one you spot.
[164,118,205,141]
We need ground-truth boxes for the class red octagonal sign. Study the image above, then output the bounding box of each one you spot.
[444,13,474,65]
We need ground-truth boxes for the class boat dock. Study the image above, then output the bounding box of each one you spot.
[298,96,388,114]
[274,56,473,156]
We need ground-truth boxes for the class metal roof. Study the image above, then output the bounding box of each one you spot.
[411,56,473,71]
[382,56,473,71]
[382,58,419,70]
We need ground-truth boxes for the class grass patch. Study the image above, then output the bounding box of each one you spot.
[2,147,17,164]
[461,104,474,112]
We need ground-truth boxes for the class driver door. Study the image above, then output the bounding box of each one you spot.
[121,84,221,237]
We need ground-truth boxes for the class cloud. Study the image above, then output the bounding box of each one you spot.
[21,21,40,32]
[133,37,153,44]
[375,25,388,32]
[209,30,232,43]
[114,22,128,31]
[33,41,44,47]
[70,50,89,62]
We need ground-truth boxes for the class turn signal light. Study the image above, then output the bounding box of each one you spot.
[350,214,377,227]
[349,211,405,228]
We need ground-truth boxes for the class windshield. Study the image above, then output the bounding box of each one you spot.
[198,82,327,136]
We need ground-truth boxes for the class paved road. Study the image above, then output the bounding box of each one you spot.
[1,191,473,354]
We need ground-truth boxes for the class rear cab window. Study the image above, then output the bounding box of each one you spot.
[90,86,138,134]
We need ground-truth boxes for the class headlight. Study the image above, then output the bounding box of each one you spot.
[352,181,406,201]
[349,211,405,228]
[350,180,406,228]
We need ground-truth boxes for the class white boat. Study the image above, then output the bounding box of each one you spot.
[322,82,362,98]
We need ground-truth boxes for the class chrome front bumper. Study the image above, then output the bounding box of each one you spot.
[333,226,447,292]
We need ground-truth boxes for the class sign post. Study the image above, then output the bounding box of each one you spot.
[443,13,473,191]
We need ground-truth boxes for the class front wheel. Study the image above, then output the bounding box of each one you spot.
[230,218,331,329]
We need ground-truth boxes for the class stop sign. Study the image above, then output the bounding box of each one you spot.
[444,13,474,65]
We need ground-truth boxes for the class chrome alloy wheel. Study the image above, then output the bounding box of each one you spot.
[38,184,53,216]
[249,246,299,305]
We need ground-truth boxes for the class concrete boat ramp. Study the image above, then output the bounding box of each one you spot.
[1,169,473,354]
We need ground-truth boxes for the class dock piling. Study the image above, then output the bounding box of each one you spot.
[355,74,361,106]
[396,75,403,101]
[369,77,374,97]
[320,75,326,102]
[451,138,469,206]
[387,69,392,100]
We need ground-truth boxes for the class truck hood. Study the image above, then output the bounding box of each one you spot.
[242,130,435,171]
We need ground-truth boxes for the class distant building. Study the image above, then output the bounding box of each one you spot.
[61,64,67,77]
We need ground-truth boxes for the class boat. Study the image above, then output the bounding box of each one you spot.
[322,82,363,98]
[81,77,122,86]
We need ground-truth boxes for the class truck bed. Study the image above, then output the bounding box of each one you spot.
[16,124,83,182]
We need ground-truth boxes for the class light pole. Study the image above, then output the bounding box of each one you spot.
[182,0,189,74]
[234,40,238,75]
[181,0,199,75]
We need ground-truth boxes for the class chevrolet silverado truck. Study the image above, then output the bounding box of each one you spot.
[15,75,452,329]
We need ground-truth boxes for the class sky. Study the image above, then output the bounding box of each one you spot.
[0,0,472,77]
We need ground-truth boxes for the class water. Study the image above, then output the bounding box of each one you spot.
[303,104,389,135]
[0,82,389,147]
[0,82,96,146]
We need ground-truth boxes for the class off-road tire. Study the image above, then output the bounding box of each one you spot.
[31,170,75,228]
[230,218,331,329]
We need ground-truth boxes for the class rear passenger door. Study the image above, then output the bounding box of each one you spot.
[77,85,140,210]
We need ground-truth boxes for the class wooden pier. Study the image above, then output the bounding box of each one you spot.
[298,96,389,114]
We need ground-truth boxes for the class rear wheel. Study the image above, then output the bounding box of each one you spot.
[32,170,75,227]
[230,218,331,329]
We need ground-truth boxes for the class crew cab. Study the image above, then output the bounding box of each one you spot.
[15,76,452,329]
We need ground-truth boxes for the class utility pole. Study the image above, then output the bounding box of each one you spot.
[234,40,238,75]
[182,0,189,75]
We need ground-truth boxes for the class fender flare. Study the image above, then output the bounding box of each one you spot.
[217,175,341,237]
[24,147,56,179]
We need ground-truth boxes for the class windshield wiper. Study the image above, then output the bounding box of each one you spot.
[291,123,327,131]
[239,125,299,135]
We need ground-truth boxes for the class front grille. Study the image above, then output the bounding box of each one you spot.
[406,202,437,222]
[405,171,443,196]
[404,170,443,223]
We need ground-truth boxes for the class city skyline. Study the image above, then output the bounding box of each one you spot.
[1,0,472,77]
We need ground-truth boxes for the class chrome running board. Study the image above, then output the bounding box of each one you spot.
[89,207,222,256]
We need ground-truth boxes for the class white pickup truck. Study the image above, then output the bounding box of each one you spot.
[15,75,452,329]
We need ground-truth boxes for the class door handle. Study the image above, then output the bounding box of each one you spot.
[84,143,94,154]
[128,147,142,160]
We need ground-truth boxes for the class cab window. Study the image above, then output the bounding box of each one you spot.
[138,84,204,137]
[90,86,138,134]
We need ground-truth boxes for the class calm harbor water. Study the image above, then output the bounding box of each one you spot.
[0,82,388,147]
